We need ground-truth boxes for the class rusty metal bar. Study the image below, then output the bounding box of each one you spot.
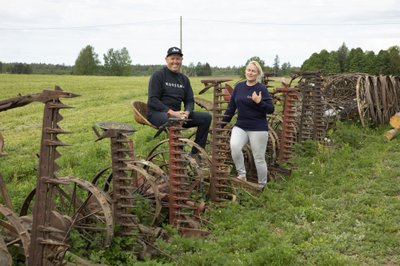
[0,86,78,113]
[275,86,301,163]
[201,79,233,202]
[168,119,187,227]
[28,88,79,266]
[166,118,209,236]
[297,72,326,142]
[97,122,139,236]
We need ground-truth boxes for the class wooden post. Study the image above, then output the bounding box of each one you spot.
[385,128,399,141]
[385,113,400,140]
[0,175,13,210]
[389,112,400,129]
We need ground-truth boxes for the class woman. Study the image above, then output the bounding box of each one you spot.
[222,61,274,189]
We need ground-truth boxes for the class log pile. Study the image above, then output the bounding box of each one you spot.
[385,112,400,140]
[324,74,400,127]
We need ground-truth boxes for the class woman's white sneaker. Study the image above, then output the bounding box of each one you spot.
[236,175,247,182]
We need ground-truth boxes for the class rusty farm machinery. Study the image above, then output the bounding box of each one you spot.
[2,71,398,265]
[0,87,212,265]
[0,87,114,265]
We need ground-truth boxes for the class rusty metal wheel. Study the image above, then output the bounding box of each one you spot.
[267,127,280,164]
[127,163,165,225]
[146,138,211,174]
[268,114,284,135]
[146,139,170,172]
[146,138,212,206]
[0,234,12,266]
[0,205,30,264]
[92,160,168,226]
[91,166,113,192]
[19,177,113,249]
[141,117,212,230]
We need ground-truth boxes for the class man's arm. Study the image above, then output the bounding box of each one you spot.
[147,72,170,112]
[183,76,194,114]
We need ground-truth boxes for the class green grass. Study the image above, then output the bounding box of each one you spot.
[0,74,238,205]
[1,74,400,265]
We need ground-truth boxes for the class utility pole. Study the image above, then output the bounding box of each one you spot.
[180,16,182,51]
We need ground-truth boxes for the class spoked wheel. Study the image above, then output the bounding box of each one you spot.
[0,234,12,265]
[268,114,284,136]
[267,127,280,165]
[147,139,211,188]
[146,139,211,174]
[127,163,166,226]
[19,177,113,250]
[0,205,30,264]
[146,139,170,173]
[91,161,169,226]
[91,166,113,193]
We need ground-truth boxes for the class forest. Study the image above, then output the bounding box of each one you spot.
[0,43,399,77]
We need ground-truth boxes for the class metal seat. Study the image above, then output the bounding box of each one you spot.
[130,100,157,129]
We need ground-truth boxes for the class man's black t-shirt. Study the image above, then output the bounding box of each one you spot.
[147,66,194,115]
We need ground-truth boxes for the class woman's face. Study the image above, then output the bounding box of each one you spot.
[245,63,259,83]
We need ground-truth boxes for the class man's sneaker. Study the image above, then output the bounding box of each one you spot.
[189,152,206,168]
[236,175,247,182]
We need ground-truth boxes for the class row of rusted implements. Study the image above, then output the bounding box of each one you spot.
[2,71,387,265]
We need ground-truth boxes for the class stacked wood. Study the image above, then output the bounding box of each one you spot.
[385,112,400,140]
[230,176,263,193]
[390,112,400,128]
[324,74,400,127]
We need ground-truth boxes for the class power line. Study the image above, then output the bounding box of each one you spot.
[0,18,177,31]
[1,16,399,32]
[186,18,400,26]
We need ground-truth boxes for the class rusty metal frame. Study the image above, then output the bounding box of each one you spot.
[28,88,79,265]
[200,79,233,202]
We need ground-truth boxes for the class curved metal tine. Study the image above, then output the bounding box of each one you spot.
[199,79,232,95]
[198,84,214,95]
[154,117,191,138]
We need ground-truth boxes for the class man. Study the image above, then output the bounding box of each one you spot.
[147,46,212,158]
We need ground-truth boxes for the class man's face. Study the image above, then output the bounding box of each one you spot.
[165,54,183,73]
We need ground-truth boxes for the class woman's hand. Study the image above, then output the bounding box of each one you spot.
[251,91,262,104]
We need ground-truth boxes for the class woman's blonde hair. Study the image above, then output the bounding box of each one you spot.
[247,61,264,83]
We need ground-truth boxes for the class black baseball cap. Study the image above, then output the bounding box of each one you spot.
[167,47,183,57]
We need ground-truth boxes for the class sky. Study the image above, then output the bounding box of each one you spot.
[0,0,399,68]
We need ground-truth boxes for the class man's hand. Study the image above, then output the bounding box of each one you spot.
[167,110,189,119]
[181,111,189,119]
[251,91,262,104]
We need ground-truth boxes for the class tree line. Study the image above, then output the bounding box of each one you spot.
[73,45,220,76]
[1,43,399,76]
[301,43,400,75]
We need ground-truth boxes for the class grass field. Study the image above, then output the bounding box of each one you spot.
[0,74,240,206]
[1,74,400,265]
